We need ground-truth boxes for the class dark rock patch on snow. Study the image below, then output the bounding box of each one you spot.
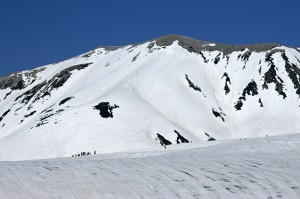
[59,97,74,106]
[241,51,252,62]
[241,51,252,69]
[40,110,63,121]
[282,52,300,98]
[234,100,243,111]
[35,121,48,128]
[214,56,220,64]
[214,53,221,64]
[0,109,10,122]
[132,53,140,62]
[235,80,259,111]
[186,74,201,92]
[259,98,264,107]
[15,81,47,104]
[0,74,25,90]
[226,56,229,65]
[205,132,216,141]
[263,49,287,98]
[146,42,162,53]
[15,63,91,106]
[156,133,172,146]
[93,102,120,118]
[36,109,65,128]
[3,90,12,100]
[222,73,231,95]
[262,65,286,99]
[242,80,259,97]
[0,68,45,90]
[41,63,91,97]
[212,108,225,122]
[41,105,55,114]
[20,110,37,124]
[24,111,36,118]
[174,130,189,144]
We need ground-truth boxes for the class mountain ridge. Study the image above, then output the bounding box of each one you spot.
[2,34,299,79]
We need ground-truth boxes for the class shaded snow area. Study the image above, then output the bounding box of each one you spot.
[0,133,299,199]
[0,34,300,161]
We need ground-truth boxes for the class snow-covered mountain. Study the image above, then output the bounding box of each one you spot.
[1,34,300,161]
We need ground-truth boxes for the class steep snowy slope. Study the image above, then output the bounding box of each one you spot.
[0,133,299,199]
[0,34,300,160]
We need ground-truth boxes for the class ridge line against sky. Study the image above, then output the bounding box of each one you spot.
[0,0,300,77]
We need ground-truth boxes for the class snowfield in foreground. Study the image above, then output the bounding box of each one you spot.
[0,133,299,199]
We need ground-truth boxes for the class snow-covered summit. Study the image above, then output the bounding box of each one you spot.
[0,34,300,160]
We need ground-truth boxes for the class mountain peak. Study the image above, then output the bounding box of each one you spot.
[152,34,280,55]
[95,34,281,55]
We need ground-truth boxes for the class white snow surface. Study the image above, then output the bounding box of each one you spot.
[0,36,300,160]
[0,133,299,199]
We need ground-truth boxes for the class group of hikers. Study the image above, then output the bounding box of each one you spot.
[71,151,97,157]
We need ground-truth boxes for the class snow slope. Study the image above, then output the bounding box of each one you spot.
[0,133,299,199]
[0,34,300,160]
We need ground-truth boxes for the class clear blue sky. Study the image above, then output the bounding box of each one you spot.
[1,0,299,77]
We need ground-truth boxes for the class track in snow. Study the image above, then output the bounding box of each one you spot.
[0,134,300,199]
